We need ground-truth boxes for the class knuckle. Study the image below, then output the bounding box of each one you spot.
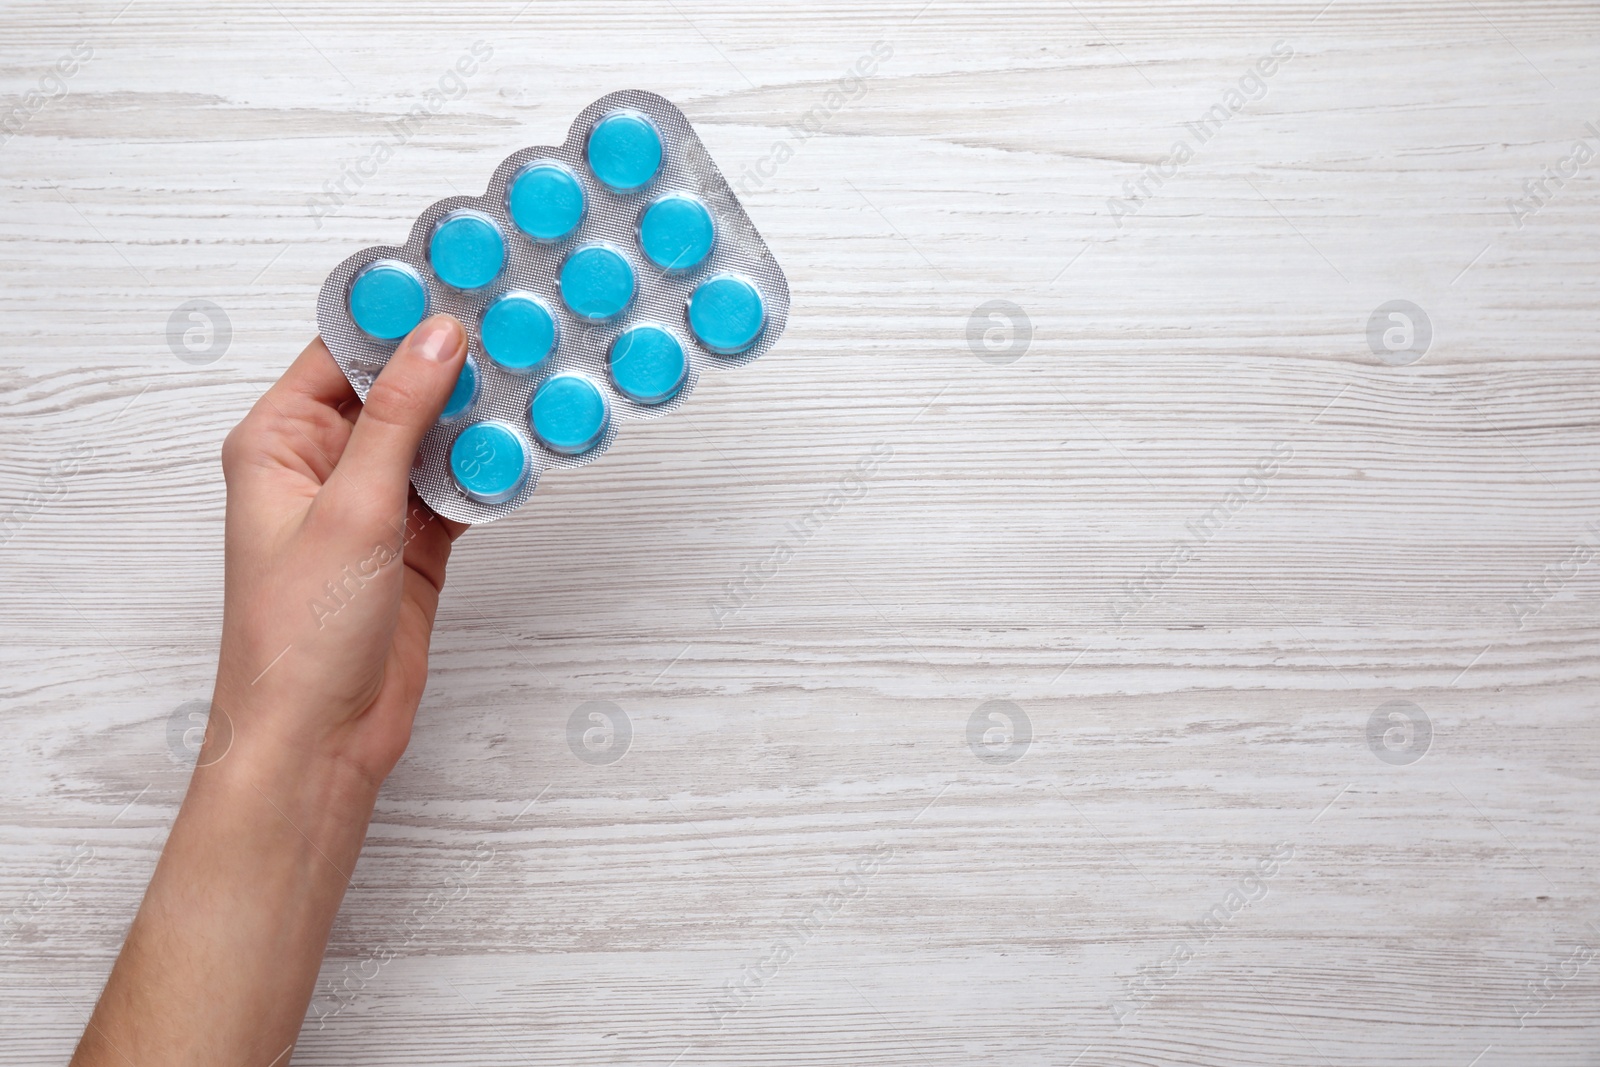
[219,419,254,479]
[361,374,428,429]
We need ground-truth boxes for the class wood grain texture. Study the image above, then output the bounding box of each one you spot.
[3,1,1599,1063]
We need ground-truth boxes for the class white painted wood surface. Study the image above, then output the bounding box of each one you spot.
[3,1,1599,1063]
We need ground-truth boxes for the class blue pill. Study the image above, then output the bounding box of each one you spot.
[429,211,505,290]
[559,244,635,321]
[639,193,715,272]
[449,421,529,504]
[508,161,586,242]
[586,110,663,193]
[480,291,559,373]
[531,373,610,455]
[687,273,765,355]
[440,355,479,422]
[609,324,688,405]
[348,260,428,341]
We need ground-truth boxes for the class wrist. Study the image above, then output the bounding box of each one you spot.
[190,702,383,844]
[209,644,415,800]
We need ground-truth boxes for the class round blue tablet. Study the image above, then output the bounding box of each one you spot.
[348,260,427,341]
[586,110,663,193]
[558,244,635,321]
[530,373,610,455]
[639,193,715,272]
[480,291,559,373]
[508,161,586,242]
[440,355,479,422]
[449,421,529,504]
[687,273,766,355]
[609,324,687,405]
[429,210,505,290]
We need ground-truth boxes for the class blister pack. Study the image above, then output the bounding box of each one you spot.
[315,90,790,525]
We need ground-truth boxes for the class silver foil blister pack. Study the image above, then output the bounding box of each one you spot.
[315,90,790,525]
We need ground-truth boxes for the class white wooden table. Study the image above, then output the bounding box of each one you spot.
[3,2,1598,1063]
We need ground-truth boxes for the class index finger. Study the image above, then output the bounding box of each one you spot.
[266,336,359,411]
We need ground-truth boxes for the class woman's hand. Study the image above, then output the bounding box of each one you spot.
[214,315,468,789]
[72,315,470,1067]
